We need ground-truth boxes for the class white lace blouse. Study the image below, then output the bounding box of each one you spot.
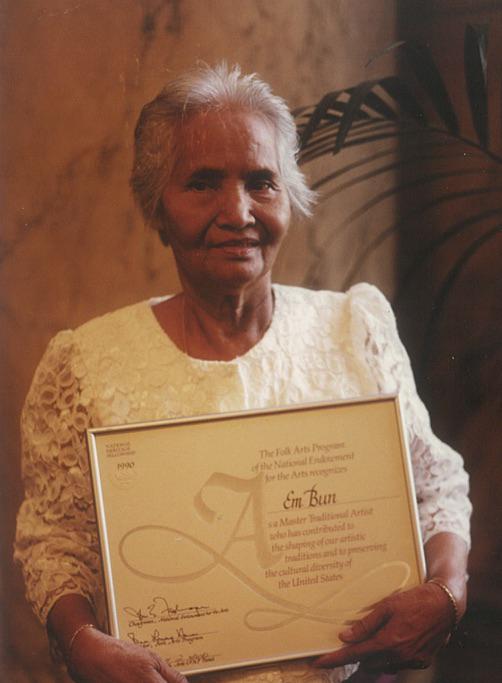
[14,283,471,683]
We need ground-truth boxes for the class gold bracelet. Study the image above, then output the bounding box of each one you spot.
[427,578,460,629]
[67,623,96,666]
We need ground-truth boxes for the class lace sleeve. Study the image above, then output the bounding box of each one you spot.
[349,283,472,548]
[14,330,103,624]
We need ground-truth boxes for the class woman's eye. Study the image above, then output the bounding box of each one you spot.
[187,180,213,191]
[249,180,276,192]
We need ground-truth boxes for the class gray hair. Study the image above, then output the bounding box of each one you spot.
[130,63,316,233]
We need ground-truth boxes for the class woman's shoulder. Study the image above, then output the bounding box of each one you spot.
[35,298,166,375]
[274,282,393,320]
[75,298,157,338]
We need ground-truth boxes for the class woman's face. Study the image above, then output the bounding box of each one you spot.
[161,108,291,296]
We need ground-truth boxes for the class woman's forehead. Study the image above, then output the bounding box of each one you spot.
[173,108,280,173]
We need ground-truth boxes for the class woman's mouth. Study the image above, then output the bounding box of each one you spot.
[209,239,261,257]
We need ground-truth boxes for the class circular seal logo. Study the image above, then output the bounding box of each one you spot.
[112,461,138,489]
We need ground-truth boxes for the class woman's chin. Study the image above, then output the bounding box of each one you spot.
[197,260,271,293]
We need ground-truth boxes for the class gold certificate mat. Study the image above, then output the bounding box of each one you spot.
[87,395,425,675]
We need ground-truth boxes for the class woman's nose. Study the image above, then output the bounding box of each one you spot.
[215,186,255,229]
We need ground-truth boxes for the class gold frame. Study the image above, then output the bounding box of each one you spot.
[87,394,426,675]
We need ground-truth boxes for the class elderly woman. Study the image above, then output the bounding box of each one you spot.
[15,64,470,683]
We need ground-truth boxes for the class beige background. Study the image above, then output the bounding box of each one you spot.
[2,1,501,682]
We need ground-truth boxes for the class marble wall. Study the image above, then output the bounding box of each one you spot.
[1,1,400,679]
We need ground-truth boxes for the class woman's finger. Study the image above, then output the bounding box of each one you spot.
[152,653,189,683]
[339,602,391,643]
[152,669,188,683]
[314,597,398,667]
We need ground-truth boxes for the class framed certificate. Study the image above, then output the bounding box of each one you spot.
[86,395,425,675]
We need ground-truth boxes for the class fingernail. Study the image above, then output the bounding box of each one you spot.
[339,627,353,640]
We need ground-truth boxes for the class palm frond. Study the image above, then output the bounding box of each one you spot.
[303,167,500,289]
[464,24,489,147]
[333,80,391,151]
[313,146,477,193]
[298,91,345,147]
[420,224,502,373]
[342,187,502,289]
[397,207,502,299]
[397,41,460,134]
[295,25,501,378]
[299,118,394,161]
[378,76,426,124]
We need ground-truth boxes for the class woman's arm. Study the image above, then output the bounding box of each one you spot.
[314,286,471,673]
[48,594,188,683]
[15,333,187,682]
[314,531,468,673]
[14,332,104,623]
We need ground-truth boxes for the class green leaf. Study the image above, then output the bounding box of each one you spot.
[464,24,489,147]
[400,41,459,134]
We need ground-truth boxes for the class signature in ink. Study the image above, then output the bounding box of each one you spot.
[152,627,204,646]
[124,596,229,628]
[168,651,217,667]
[127,627,213,649]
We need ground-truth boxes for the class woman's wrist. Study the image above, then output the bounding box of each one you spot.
[426,577,460,630]
[47,594,100,661]
[66,622,97,669]
[424,532,468,619]
[65,622,108,679]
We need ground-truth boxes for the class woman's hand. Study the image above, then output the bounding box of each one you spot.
[69,626,188,683]
[48,594,187,683]
[314,582,455,673]
[314,531,468,674]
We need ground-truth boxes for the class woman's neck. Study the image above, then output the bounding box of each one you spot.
[153,281,275,361]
